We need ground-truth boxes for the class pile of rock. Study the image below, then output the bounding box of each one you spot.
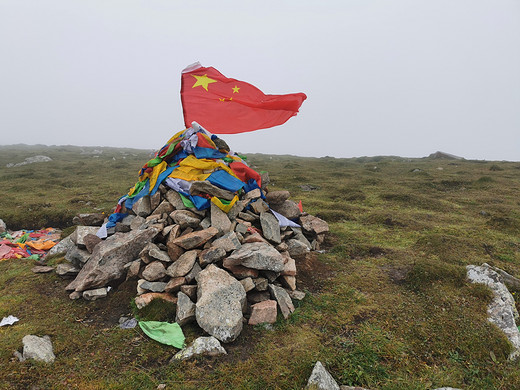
[58,184,328,343]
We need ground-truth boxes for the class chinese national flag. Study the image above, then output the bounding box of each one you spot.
[181,62,307,134]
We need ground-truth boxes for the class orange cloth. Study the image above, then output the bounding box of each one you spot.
[25,240,57,251]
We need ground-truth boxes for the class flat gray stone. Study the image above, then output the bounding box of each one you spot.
[239,277,255,292]
[250,199,269,214]
[226,242,284,272]
[190,181,236,201]
[82,287,108,301]
[244,188,261,201]
[56,263,80,278]
[306,361,340,390]
[73,213,105,226]
[22,335,55,363]
[291,228,313,249]
[140,281,167,293]
[130,215,146,230]
[172,336,226,361]
[32,266,54,273]
[168,227,218,250]
[490,265,520,292]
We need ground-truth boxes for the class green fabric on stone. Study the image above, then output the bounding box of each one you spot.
[179,193,195,208]
[138,321,185,348]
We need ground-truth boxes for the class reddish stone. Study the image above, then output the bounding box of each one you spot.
[249,300,278,325]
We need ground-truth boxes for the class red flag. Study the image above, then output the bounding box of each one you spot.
[181,62,306,134]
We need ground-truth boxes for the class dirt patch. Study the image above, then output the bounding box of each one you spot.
[381,264,412,284]
[73,280,137,328]
[296,252,335,293]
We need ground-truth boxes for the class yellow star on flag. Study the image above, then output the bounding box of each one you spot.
[192,74,217,91]
[232,85,240,93]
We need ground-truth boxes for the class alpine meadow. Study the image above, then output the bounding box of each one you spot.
[1,144,520,390]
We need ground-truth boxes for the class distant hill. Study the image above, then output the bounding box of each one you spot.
[428,151,464,160]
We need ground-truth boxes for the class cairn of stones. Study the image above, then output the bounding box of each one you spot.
[58,176,328,343]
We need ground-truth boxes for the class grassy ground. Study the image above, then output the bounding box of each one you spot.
[1,145,520,389]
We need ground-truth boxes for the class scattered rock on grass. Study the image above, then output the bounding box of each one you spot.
[305,361,340,390]
[467,263,520,360]
[21,335,55,363]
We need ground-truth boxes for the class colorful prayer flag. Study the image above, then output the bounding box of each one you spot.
[181,62,307,134]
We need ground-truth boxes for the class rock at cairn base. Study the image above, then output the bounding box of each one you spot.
[172,336,227,361]
[195,264,246,343]
[66,227,158,293]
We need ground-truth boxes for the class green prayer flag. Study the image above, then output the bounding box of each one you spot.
[138,321,185,348]
[179,193,195,208]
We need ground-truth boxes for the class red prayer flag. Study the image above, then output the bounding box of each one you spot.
[181,62,307,134]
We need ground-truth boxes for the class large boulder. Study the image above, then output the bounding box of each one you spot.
[66,227,158,293]
[195,264,246,343]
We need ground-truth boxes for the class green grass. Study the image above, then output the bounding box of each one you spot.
[1,146,520,389]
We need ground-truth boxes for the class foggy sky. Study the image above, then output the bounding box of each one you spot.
[1,1,519,161]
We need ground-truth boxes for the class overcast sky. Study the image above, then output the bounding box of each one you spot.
[1,1,519,161]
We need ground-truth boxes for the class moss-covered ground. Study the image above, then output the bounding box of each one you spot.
[1,145,520,389]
